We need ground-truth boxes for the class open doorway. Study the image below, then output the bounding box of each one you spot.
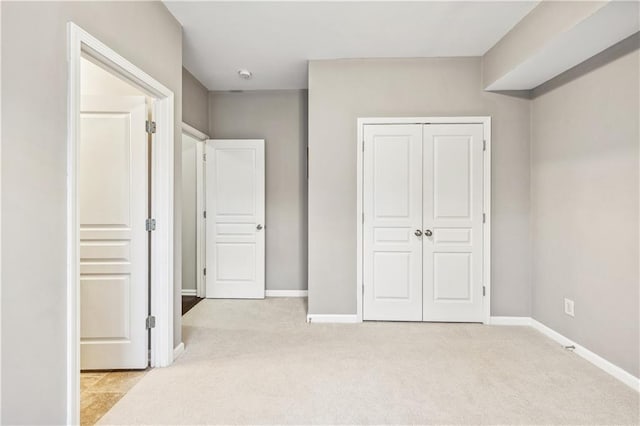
[77,55,151,424]
[181,123,208,314]
[67,23,175,425]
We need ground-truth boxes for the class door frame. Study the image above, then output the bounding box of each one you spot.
[182,122,209,298]
[67,23,175,424]
[356,117,492,324]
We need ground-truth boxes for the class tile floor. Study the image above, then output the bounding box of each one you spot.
[80,370,148,425]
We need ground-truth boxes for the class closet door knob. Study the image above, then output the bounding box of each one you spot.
[424,229,433,237]
[256,224,263,230]
[414,229,423,237]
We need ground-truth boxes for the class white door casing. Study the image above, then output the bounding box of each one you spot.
[363,124,423,321]
[422,124,484,322]
[79,95,148,369]
[205,139,265,299]
[195,141,206,298]
[68,24,176,424]
[359,119,489,323]
[182,123,209,298]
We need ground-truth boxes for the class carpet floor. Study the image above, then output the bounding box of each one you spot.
[100,298,639,425]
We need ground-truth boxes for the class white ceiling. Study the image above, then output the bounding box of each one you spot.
[165,1,538,91]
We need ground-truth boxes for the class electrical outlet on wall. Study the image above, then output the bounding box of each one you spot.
[564,298,575,317]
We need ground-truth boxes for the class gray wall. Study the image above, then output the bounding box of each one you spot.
[183,67,209,134]
[182,134,198,292]
[209,90,308,291]
[530,34,640,377]
[308,58,532,316]
[1,2,182,423]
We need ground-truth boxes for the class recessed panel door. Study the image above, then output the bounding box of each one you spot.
[422,124,484,322]
[206,139,265,299]
[79,95,149,369]
[363,125,423,321]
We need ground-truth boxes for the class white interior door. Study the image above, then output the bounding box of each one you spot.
[363,125,423,321]
[422,124,484,322]
[205,139,265,299]
[79,95,149,369]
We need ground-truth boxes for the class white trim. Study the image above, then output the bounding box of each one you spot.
[67,22,175,425]
[181,289,197,296]
[481,120,491,325]
[356,117,492,324]
[181,121,208,299]
[182,122,209,141]
[266,290,308,298]
[531,319,639,392]
[0,5,3,418]
[195,141,206,298]
[489,316,533,326]
[491,316,639,391]
[173,342,185,361]
[356,121,363,322]
[306,314,359,324]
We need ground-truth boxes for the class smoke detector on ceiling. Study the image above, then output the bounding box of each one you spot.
[238,69,252,80]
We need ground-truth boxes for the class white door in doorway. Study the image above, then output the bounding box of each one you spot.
[362,123,485,323]
[422,124,484,322]
[79,95,149,369]
[363,125,423,321]
[205,139,265,298]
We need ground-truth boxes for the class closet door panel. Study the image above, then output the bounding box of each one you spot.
[363,124,423,321]
[422,124,484,322]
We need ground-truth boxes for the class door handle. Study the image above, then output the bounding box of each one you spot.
[256,224,263,230]
[424,229,433,237]
[414,229,423,237]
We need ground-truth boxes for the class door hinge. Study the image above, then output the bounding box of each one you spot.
[145,218,156,231]
[483,286,486,297]
[482,213,486,224]
[483,140,486,151]
[203,268,207,276]
[203,153,207,161]
[146,120,156,134]
[362,283,365,295]
[203,211,207,219]
[362,140,365,151]
[362,213,364,223]
[146,315,156,329]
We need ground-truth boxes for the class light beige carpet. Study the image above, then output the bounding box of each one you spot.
[100,298,639,425]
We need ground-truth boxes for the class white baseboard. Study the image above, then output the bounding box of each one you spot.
[490,316,533,326]
[181,289,196,296]
[173,342,185,361]
[530,319,639,392]
[266,290,308,297]
[306,314,359,323]
[304,312,639,390]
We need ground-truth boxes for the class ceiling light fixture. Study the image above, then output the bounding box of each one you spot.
[238,69,252,80]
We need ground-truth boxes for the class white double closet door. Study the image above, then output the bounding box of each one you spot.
[363,123,484,322]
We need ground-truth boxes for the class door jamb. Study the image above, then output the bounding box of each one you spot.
[67,22,175,424]
[356,117,491,324]
[182,123,209,298]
